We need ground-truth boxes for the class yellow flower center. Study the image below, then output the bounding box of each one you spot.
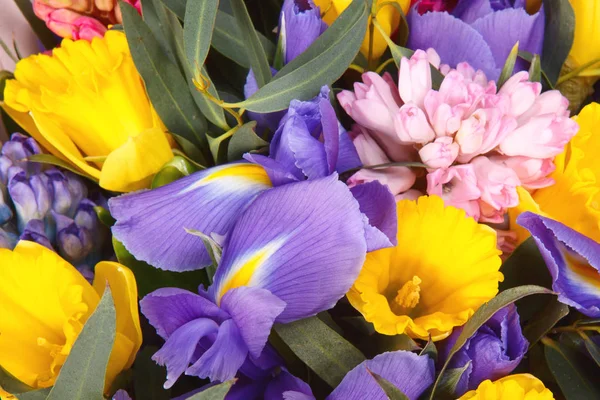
[391,276,422,316]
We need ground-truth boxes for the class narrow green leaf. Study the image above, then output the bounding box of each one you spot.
[377,333,420,353]
[575,318,600,327]
[113,238,208,297]
[47,288,117,400]
[579,331,600,368]
[27,154,97,182]
[185,380,235,400]
[497,42,520,89]
[230,0,369,113]
[184,228,223,266]
[500,238,552,291]
[541,0,575,85]
[274,316,366,388]
[367,369,409,400]
[419,337,438,362]
[142,0,178,65]
[227,121,268,161]
[121,3,210,157]
[212,11,275,68]
[528,54,542,83]
[207,126,237,163]
[133,347,171,400]
[523,297,569,348]
[435,363,472,399]
[518,51,554,88]
[429,285,554,399]
[16,388,51,400]
[160,0,187,19]
[544,337,600,398]
[1,367,34,395]
[13,0,56,50]
[0,70,14,101]
[94,206,116,228]
[184,0,219,71]
[229,0,272,88]
[0,39,17,64]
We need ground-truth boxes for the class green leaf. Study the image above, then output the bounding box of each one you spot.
[377,334,420,353]
[121,3,210,159]
[160,0,187,19]
[541,0,575,85]
[500,238,552,290]
[133,347,171,400]
[184,0,219,71]
[273,316,366,388]
[151,155,199,188]
[229,0,369,113]
[429,285,554,399]
[27,154,97,182]
[419,337,438,363]
[227,121,268,161]
[142,0,178,65]
[434,363,472,400]
[16,388,51,400]
[113,238,208,297]
[184,380,235,399]
[544,336,600,398]
[528,54,542,83]
[518,51,554,88]
[47,288,117,400]
[497,42,520,89]
[184,228,222,266]
[212,11,275,68]
[94,206,116,228]
[367,369,409,400]
[579,331,600,368]
[13,0,56,50]
[1,367,34,395]
[523,297,569,348]
[0,70,13,102]
[229,0,272,88]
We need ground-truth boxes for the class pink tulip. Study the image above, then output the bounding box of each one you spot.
[398,49,433,108]
[418,137,459,169]
[498,71,542,118]
[394,103,436,144]
[490,156,555,190]
[426,165,482,220]
[471,156,520,223]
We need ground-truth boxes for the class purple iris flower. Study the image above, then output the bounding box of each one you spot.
[407,0,545,80]
[140,176,371,386]
[244,0,327,133]
[518,212,600,317]
[438,304,528,396]
[110,89,393,272]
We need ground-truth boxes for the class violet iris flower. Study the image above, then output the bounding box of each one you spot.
[407,0,545,80]
[109,88,394,272]
[518,212,600,317]
[244,0,327,133]
[140,175,372,386]
[438,304,528,396]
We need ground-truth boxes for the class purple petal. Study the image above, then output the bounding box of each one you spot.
[152,318,220,389]
[350,181,398,252]
[265,370,314,400]
[211,175,367,322]
[407,11,499,80]
[281,0,326,64]
[243,153,301,187]
[336,127,362,174]
[112,390,132,400]
[245,69,287,133]
[518,212,600,317]
[452,0,494,23]
[109,163,271,271]
[140,288,229,339]
[186,319,249,382]
[328,351,435,400]
[221,286,286,358]
[287,115,330,179]
[471,7,544,74]
[319,91,340,174]
[19,219,53,250]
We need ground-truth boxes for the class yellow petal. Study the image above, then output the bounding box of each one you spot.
[568,0,600,67]
[99,126,174,192]
[459,374,554,400]
[92,261,142,369]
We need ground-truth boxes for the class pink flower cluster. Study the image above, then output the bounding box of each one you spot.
[339,49,578,223]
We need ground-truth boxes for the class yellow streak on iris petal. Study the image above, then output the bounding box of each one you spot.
[348,196,503,341]
[0,241,141,393]
[509,103,600,245]
[182,164,272,194]
[459,374,554,400]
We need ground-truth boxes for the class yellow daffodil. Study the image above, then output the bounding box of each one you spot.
[509,102,600,245]
[459,374,554,400]
[348,196,503,341]
[314,0,410,61]
[0,241,142,392]
[2,30,173,192]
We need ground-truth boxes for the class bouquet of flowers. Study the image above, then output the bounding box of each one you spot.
[1,0,600,398]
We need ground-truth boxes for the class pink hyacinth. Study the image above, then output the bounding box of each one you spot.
[337,48,578,228]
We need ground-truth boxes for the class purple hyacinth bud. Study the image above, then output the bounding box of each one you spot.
[0,183,13,225]
[8,168,51,231]
[19,219,54,250]
[1,133,43,176]
[54,212,93,263]
[0,156,13,185]
[0,228,18,249]
[439,304,529,396]
[65,171,88,214]
[44,168,73,215]
[74,199,98,232]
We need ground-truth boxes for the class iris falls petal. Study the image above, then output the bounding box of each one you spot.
[109,163,272,271]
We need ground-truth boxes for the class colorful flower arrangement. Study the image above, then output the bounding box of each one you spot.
[0,0,599,399]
